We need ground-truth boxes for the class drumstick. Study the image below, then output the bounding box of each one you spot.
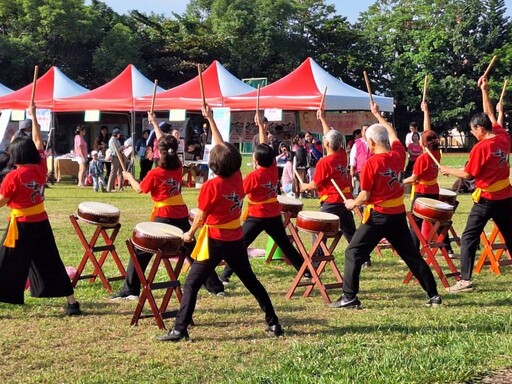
[256,84,260,113]
[198,64,206,109]
[483,55,498,78]
[330,179,347,202]
[425,147,441,168]
[30,65,39,105]
[150,79,158,114]
[320,86,327,109]
[363,71,374,104]
[293,169,304,184]
[113,145,127,172]
[422,75,429,103]
[499,79,508,105]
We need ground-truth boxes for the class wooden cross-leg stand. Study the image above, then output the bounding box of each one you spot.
[70,215,126,292]
[475,220,512,275]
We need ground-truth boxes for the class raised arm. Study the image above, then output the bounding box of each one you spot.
[316,109,331,135]
[30,102,42,150]
[255,112,266,145]
[497,101,505,127]
[478,76,497,124]
[421,100,431,132]
[148,112,164,140]
[370,101,398,144]
[202,104,223,145]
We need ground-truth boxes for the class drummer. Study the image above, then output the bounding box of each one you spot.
[402,100,454,256]
[440,76,512,293]
[0,102,81,315]
[299,109,356,244]
[111,111,224,300]
[219,112,307,284]
[157,104,283,342]
[330,101,441,308]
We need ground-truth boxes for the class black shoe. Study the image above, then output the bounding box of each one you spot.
[109,291,139,301]
[66,301,82,316]
[303,270,312,279]
[219,277,230,286]
[362,260,372,268]
[266,324,284,337]
[329,295,362,309]
[425,295,442,307]
[101,185,107,193]
[156,329,189,342]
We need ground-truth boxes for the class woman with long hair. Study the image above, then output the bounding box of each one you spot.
[74,125,88,186]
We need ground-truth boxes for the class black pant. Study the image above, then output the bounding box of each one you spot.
[174,237,279,332]
[343,211,439,300]
[220,215,304,280]
[321,202,356,242]
[122,216,224,295]
[139,158,153,181]
[460,197,512,280]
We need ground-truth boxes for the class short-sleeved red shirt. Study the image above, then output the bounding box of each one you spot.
[313,150,352,204]
[244,162,280,218]
[465,123,511,200]
[1,150,48,222]
[140,166,188,219]
[198,172,244,241]
[360,141,406,214]
[412,151,440,195]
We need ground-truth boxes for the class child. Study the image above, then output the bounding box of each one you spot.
[0,102,81,315]
[89,150,106,192]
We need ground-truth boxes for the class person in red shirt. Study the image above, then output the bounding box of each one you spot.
[440,76,512,293]
[300,109,356,243]
[0,102,81,315]
[219,113,306,284]
[330,101,440,309]
[111,112,224,300]
[157,105,283,342]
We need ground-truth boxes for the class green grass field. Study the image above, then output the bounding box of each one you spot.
[1,153,511,384]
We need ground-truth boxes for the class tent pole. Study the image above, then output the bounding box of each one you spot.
[49,112,56,185]
[130,110,135,176]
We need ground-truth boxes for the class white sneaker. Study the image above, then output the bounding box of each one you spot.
[447,280,474,293]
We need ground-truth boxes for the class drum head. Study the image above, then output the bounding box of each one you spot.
[298,210,339,222]
[416,197,453,211]
[439,188,456,197]
[78,201,120,216]
[134,222,183,238]
[277,195,303,206]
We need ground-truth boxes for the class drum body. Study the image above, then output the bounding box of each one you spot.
[412,197,453,223]
[188,208,198,226]
[438,188,457,206]
[296,211,340,234]
[277,195,303,218]
[132,222,184,253]
[77,202,120,227]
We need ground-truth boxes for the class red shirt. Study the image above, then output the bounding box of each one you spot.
[407,143,422,162]
[1,150,48,222]
[313,150,352,204]
[198,172,244,241]
[360,141,406,214]
[244,162,281,218]
[140,166,189,219]
[465,122,511,200]
[413,151,440,195]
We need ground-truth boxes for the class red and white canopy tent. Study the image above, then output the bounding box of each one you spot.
[134,60,255,111]
[0,83,13,97]
[54,64,164,112]
[0,66,88,110]
[224,57,394,112]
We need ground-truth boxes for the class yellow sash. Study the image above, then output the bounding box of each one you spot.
[150,195,185,221]
[320,186,351,203]
[4,203,45,248]
[362,196,404,224]
[241,197,278,221]
[472,178,510,203]
[190,218,241,261]
[411,178,438,200]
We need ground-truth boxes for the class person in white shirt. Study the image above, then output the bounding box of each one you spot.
[405,121,422,147]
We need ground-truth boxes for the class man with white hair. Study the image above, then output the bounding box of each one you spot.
[300,109,356,243]
[329,102,441,309]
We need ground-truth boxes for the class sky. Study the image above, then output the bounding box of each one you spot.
[84,0,512,24]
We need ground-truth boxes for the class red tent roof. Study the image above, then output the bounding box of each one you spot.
[0,67,88,110]
[54,64,164,112]
[134,60,255,111]
[225,57,394,112]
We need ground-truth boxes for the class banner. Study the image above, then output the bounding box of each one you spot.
[299,111,376,135]
[212,108,231,143]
